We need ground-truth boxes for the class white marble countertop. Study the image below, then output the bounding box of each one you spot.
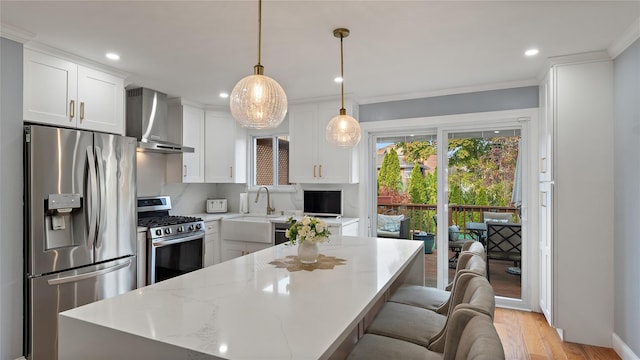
[59,236,423,359]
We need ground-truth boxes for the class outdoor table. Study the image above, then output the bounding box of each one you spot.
[465,221,488,244]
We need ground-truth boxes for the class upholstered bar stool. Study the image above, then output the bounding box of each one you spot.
[365,273,495,348]
[389,250,486,312]
[347,306,505,360]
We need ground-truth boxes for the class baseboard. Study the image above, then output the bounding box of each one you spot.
[613,333,640,360]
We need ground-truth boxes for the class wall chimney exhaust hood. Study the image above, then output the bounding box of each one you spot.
[126,87,194,154]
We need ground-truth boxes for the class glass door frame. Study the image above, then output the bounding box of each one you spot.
[358,108,536,311]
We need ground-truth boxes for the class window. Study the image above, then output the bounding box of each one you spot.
[252,135,291,187]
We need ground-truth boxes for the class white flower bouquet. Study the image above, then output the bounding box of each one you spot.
[285,216,331,245]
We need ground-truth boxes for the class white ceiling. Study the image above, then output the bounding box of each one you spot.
[2,1,639,107]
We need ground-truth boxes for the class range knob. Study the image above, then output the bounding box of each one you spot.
[155,229,162,236]
[177,226,184,233]
[196,223,202,230]
[164,228,172,235]
[188,224,195,231]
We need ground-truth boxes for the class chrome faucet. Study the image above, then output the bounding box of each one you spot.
[255,186,275,215]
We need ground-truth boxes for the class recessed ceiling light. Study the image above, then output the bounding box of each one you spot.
[105,53,120,60]
[494,130,500,134]
[334,76,343,83]
[219,92,229,99]
[524,48,539,57]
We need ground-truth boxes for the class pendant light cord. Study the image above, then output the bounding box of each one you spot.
[257,0,262,66]
[340,33,345,112]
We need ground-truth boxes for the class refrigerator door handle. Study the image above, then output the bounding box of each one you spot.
[86,146,99,248]
[47,258,132,286]
[94,146,107,249]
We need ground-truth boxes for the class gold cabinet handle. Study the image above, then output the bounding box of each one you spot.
[541,192,547,207]
[70,100,75,119]
[229,166,233,178]
[313,165,317,177]
[183,165,187,178]
[80,102,85,121]
[540,157,547,173]
[319,165,322,177]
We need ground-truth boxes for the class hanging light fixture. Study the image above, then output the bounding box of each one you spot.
[326,28,361,148]
[230,0,287,129]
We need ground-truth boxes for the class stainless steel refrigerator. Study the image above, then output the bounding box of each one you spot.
[24,125,137,359]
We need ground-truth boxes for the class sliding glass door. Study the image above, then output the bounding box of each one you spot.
[363,112,531,309]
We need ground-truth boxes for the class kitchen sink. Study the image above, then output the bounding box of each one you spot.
[221,215,284,243]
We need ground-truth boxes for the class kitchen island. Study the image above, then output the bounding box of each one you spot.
[59,236,424,359]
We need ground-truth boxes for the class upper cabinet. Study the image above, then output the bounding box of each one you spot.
[538,71,554,182]
[289,100,359,184]
[23,48,124,134]
[204,110,247,183]
[166,100,205,183]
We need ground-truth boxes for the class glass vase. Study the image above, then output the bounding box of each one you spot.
[297,241,319,264]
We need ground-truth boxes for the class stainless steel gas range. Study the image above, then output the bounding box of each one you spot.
[137,196,205,285]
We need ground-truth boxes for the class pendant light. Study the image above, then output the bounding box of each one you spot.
[230,0,287,129]
[326,28,361,148]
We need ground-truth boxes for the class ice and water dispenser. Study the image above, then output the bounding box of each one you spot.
[44,193,82,250]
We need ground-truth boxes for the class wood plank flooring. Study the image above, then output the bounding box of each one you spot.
[422,248,619,359]
[495,308,620,360]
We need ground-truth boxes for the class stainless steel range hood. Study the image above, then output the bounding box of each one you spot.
[126,87,194,153]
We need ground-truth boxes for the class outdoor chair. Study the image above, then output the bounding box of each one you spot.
[376,214,410,239]
[434,215,474,268]
[485,222,522,281]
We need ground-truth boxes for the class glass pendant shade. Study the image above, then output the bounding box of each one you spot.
[326,112,361,148]
[230,73,287,129]
[326,27,361,148]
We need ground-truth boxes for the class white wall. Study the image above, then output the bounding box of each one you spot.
[613,37,640,358]
[136,152,217,214]
[0,37,24,359]
[136,152,362,217]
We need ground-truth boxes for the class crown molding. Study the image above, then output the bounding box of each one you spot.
[608,16,640,59]
[543,50,611,69]
[24,41,130,79]
[357,79,538,105]
[0,22,35,43]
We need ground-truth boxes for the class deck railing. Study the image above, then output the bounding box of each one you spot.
[377,203,519,234]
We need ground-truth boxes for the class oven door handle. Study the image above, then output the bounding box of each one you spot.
[152,232,205,248]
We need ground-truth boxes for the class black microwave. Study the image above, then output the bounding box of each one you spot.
[303,190,343,217]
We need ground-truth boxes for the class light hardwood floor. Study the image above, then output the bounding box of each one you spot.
[495,308,620,360]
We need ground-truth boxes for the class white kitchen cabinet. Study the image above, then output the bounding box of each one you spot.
[221,240,270,263]
[537,55,614,347]
[327,220,359,241]
[166,100,205,183]
[23,48,124,134]
[289,101,359,184]
[204,220,221,267]
[204,110,247,183]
